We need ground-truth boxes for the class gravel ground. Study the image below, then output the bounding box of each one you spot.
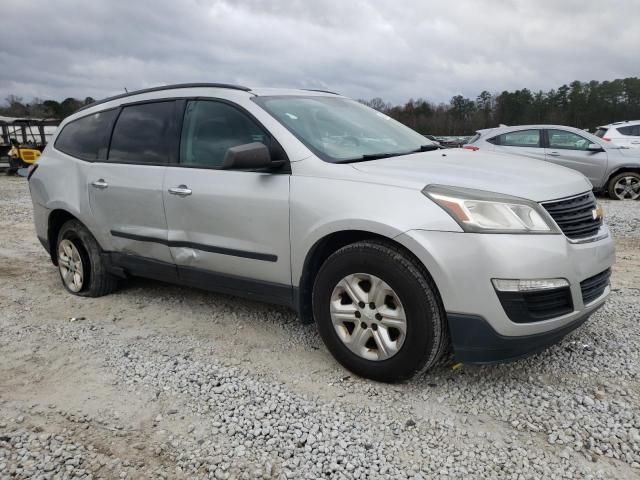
[1,175,639,479]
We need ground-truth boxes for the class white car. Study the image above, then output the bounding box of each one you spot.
[595,121,640,148]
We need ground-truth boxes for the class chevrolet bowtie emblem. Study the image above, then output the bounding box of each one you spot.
[592,205,604,220]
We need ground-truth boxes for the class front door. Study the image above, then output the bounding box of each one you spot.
[545,129,608,187]
[163,99,292,304]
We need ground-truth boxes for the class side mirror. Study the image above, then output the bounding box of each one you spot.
[221,142,272,170]
[587,143,604,152]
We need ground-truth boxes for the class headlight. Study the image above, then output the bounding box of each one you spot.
[423,185,559,234]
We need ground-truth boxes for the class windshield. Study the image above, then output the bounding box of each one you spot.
[253,96,436,163]
[466,132,481,144]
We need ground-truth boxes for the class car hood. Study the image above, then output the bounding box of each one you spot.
[351,149,592,202]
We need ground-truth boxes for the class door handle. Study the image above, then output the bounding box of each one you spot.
[168,185,192,197]
[91,179,108,189]
[548,152,560,156]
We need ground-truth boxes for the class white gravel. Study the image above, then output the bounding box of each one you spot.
[600,197,640,237]
[1,176,639,479]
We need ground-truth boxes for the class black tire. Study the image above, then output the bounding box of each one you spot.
[607,171,640,200]
[312,240,448,382]
[6,157,20,176]
[56,219,118,297]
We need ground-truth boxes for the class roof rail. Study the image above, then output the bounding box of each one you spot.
[303,88,340,95]
[77,83,252,112]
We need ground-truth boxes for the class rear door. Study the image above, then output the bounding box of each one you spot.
[616,125,640,148]
[491,129,546,161]
[88,100,180,271]
[162,99,292,304]
[544,129,608,187]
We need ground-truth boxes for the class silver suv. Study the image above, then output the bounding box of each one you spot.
[467,124,640,200]
[28,84,615,381]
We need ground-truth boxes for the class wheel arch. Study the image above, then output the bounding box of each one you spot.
[606,166,640,191]
[295,229,442,324]
[47,209,80,265]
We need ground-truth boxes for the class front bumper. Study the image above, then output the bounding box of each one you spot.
[447,308,600,363]
[396,226,615,360]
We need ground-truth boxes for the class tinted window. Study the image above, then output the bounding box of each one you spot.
[180,100,268,168]
[617,125,640,136]
[497,130,540,147]
[547,129,591,150]
[109,102,176,164]
[54,109,118,161]
[594,128,608,138]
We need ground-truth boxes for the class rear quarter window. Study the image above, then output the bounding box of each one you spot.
[617,125,640,136]
[54,109,118,161]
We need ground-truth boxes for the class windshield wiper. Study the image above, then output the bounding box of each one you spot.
[335,144,440,164]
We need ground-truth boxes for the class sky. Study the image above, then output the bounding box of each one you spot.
[1,0,638,105]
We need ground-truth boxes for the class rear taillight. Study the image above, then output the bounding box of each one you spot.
[463,145,479,151]
[603,137,611,142]
[27,163,39,180]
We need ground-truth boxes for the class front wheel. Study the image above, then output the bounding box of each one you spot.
[312,240,448,382]
[608,172,640,200]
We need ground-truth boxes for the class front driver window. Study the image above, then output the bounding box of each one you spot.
[547,130,591,151]
[180,101,268,168]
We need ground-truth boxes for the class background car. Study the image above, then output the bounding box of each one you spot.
[466,125,640,200]
[595,120,640,148]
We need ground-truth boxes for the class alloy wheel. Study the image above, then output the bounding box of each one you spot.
[613,176,640,200]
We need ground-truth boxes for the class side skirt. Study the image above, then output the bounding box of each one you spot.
[108,252,295,309]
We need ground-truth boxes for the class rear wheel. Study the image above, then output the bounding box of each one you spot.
[6,157,21,175]
[608,172,640,200]
[56,220,118,297]
[312,240,448,382]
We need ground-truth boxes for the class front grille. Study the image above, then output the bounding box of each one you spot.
[496,287,574,323]
[542,192,602,240]
[580,269,611,305]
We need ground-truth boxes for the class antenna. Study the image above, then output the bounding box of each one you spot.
[124,87,128,93]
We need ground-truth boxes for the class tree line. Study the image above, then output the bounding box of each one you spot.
[0,95,95,120]
[2,77,640,136]
[360,77,640,135]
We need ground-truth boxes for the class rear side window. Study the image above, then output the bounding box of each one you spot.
[617,125,640,136]
[494,130,540,147]
[594,128,608,138]
[180,100,268,168]
[54,109,118,161]
[109,101,176,164]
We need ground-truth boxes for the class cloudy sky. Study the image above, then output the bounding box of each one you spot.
[1,0,638,105]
